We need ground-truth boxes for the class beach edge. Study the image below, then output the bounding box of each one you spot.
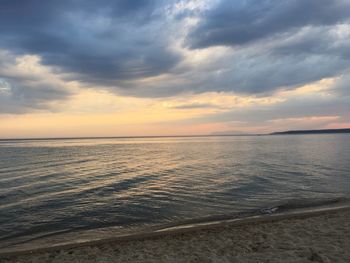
[1,203,349,258]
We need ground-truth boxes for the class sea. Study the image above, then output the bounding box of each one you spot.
[0,134,350,253]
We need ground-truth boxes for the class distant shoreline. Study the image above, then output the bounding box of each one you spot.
[1,128,349,141]
[270,128,350,135]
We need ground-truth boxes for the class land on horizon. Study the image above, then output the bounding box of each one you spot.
[270,128,350,135]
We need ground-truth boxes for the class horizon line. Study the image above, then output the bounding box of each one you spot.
[1,128,350,141]
[0,133,262,141]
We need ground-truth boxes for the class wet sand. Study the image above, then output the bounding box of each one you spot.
[1,208,350,263]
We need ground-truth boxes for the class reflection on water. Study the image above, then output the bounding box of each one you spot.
[0,135,350,249]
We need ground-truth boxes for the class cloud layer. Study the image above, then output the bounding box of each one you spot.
[0,0,350,117]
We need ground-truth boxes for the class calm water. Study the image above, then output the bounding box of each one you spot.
[1,135,350,250]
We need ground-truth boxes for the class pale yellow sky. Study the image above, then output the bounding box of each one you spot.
[0,76,345,138]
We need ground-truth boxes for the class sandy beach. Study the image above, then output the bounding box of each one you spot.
[1,207,349,263]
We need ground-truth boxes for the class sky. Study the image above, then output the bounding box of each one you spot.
[0,0,350,138]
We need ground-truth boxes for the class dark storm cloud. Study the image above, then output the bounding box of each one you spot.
[187,0,350,48]
[0,0,180,87]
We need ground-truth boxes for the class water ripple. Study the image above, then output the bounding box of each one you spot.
[0,135,350,249]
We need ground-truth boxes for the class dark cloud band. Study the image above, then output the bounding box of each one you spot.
[0,0,349,114]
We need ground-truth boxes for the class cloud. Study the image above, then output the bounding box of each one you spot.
[208,95,350,128]
[331,72,350,96]
[167,102,215,110]
[272,25,350,58]
[0,51,71,113]
[187,0,350,48]
[0,0,181,88]
[170,77,350,133]
[0,80,69,114]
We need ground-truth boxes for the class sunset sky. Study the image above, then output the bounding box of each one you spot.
[0,0,350,138]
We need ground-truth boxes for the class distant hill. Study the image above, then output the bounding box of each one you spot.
[271,128,350,135]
